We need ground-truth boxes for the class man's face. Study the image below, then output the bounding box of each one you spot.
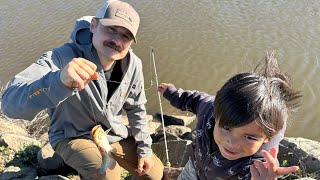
[213,120,269,160]
[90,19,134,61]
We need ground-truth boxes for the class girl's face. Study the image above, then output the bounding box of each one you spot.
[213,120,269,160]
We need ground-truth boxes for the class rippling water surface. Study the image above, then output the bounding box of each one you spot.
[0,0,319,141]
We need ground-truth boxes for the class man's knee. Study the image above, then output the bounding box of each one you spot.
[149,155,164,180]
[54,138,122,180]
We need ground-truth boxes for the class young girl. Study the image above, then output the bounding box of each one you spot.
[158,52,302,180]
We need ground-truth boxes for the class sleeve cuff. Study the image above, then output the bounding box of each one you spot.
[163,84,177,100]
[47,71,75,105]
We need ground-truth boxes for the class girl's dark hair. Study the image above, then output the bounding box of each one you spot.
[214,51,302,138]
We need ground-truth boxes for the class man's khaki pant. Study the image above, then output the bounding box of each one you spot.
[54,137,163,180]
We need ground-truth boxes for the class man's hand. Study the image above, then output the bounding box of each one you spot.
[250,147,299,180]
[60,58,98,90]
[158,83,172,95]
[135,156,154,176]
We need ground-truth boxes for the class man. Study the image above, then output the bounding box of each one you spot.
[1,0,163,179]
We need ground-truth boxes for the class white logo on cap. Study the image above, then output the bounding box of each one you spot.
[115,9,133,25]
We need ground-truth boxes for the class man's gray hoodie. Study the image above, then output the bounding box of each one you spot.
[1,16,152,157]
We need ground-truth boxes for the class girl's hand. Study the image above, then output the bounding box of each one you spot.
[250,147,299,180]
[158,83,172,95]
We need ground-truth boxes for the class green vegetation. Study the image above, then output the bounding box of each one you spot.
[66,171,80,179]
[121,168,131,179]
[64,167,130,179]
[279,159,319,179]
[0,143,42,174]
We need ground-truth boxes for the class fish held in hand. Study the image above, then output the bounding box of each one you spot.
[91,125,116,174]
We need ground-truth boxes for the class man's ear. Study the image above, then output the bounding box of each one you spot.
[90,18,97,33]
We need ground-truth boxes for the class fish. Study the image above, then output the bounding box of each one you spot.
[91,125,116,174]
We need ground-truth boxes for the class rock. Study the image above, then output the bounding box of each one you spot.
[0,166,37,180]
[0,120,29,137]
[157,132,181,142]
[180,131,196,141]
[37,143,65,171]
[171,115,196,126]
[155,113,196,126]
[122,115,161,134]
[152,140,192,167]
[153,125,192,143]
[163,167,183,180]
[0,133,41,151]
[26,110,49,139]
[160,125,192,137]
[179,143,193,167]
[0,166,22,180]
[1,115,320,179]
[121,114,154,125]
[38,175,71,180]
[37,143,76,176]
[279,137,320,175]
[38,133,49,144]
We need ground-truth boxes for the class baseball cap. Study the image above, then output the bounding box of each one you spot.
[95,0,140,43]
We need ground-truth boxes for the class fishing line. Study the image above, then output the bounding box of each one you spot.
[102,59,154,90]
[144,50,155,91]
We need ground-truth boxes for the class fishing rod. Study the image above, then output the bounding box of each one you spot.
[150,47,171,168]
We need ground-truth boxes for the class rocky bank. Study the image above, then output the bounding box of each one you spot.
[0,113,319,180]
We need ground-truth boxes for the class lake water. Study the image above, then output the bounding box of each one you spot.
[0,0,319,141]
